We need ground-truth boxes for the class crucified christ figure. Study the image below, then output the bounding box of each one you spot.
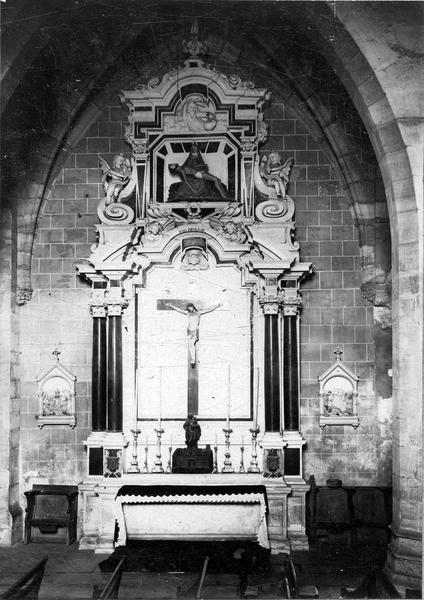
[167,302,221,367]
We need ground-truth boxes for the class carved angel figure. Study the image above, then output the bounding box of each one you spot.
[259,152,293,198]
[99,154,132,205]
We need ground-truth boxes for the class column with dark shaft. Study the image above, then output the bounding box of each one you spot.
[106,283,127,432]
[281,296,303,477]
[282,301,300,431]
[261,298,282,432]
[90,284,107,431]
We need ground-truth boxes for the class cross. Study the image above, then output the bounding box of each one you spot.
[157,299,221,414]
[334,347,343,361]
[52,348,61,362]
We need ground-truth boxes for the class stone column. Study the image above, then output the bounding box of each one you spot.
[90,285,107,431]
[281,294,306,485]
[282,296,302,432]
[105,283,127,432]
[260,295,283,432]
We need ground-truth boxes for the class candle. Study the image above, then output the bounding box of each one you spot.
[226,365,231,428]
[241,434,244,447]
[158,366,162,427]
[215,432,218,446]
[254,367,260,428]
[134,368,139,430]
[145,434,149,448]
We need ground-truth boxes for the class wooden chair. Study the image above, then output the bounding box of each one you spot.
[285,556,319,599]
[93,558,125,600]
[1,555,48,599]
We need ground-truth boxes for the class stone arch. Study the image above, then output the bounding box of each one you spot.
[19,24,386,301]
[295,2,422,588]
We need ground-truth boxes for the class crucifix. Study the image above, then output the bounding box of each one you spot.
[157,299,221,414]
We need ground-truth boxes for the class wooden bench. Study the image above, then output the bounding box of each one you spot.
[24,485,78,545]
[1,556,48,599]
[93,559,125,600]
[283,555,319,599]
[306,476,391,545]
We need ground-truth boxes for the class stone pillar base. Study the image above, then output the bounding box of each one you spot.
[285,475,310,551]
[263,480,291,554]
[384,529,422,592]
[79,534,100,550]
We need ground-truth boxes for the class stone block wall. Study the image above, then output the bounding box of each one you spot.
[17,95,392,494]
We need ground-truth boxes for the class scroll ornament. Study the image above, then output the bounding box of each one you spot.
[97,154,136,224]
[254,153,295,223]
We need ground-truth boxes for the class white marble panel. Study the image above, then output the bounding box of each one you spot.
[121,503,263,542]
[137,261,252,420]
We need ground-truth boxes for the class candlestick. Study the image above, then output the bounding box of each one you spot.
[221,425,234,473]
[166,436,172,474]
[142,436,149,473]
[153,425,164,473]
[248,425,261,473]
[239,436,245,474]
[213,441,218,474]
[128,428,141,473]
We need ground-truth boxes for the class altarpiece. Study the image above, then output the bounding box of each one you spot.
[76,33,314,553]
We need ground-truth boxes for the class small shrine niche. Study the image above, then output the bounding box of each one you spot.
[37,350,76,428]
[318,349,359,430]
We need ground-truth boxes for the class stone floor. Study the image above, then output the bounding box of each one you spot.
[0,540,396,599]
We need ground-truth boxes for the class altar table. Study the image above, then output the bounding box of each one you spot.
[114,485,269,549]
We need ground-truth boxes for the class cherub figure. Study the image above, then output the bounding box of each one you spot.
[99,154,132,205]
[259,152,293,198]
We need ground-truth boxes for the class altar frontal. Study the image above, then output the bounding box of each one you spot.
[114,485,269,549]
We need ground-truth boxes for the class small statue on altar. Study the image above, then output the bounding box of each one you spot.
[168,143,230,201]
[184,413,201,450]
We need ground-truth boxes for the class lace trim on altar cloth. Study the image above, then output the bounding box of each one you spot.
[114,492,269,549]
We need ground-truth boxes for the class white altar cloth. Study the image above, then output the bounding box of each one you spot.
[114,491,269,549]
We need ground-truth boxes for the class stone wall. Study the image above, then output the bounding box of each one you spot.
[0,197,21,543]
[18,96,392,495]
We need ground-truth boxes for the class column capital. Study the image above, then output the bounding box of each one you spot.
[105,286,129,316]
[107,300,129,317]
[90,289,106,318]
[259,293,284,315]
[282,296,302,316]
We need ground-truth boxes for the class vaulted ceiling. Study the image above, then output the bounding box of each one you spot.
[2,0,422,295]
